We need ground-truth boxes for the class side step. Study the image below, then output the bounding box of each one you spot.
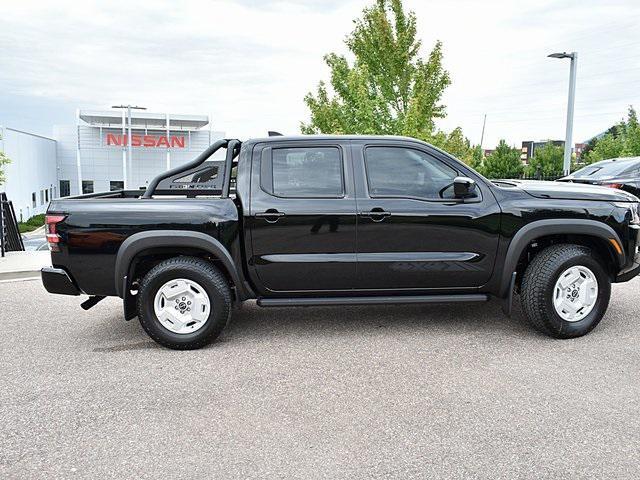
[257,294,488,307]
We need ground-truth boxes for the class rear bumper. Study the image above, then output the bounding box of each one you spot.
[41,267,81,296]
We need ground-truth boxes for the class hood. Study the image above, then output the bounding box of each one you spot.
[496,179,638,202]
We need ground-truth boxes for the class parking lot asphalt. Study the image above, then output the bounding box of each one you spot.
[1,278,639,479]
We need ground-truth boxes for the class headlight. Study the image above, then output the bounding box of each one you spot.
[613,202,640,225]
[633,203,640,225]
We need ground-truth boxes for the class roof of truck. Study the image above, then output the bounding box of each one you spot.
[247,134,432,144]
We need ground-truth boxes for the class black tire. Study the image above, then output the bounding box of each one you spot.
[137,256,232,350]
[520,244,611,339]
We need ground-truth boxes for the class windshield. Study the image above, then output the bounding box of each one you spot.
[571,160,640,178]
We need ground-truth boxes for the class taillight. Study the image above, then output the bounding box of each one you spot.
[45,214,66,251]
[603,183,623,189]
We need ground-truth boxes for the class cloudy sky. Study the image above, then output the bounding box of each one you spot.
[1,0,639,149]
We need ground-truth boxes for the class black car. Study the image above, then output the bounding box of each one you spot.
[40,136,640,349]
[558,157,640,196]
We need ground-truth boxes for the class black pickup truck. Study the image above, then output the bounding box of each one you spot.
[41,136,640,349]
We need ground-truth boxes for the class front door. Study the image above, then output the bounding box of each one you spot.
[352,141,501,291]
[248,140,357,294]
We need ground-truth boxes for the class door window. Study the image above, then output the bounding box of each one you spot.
[365,146,457,200]
[261,147,343,198]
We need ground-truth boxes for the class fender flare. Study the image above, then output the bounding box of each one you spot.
[114,230,249,300]
[499,219,625,297]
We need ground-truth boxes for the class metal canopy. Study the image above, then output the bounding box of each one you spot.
[79,110,209,130]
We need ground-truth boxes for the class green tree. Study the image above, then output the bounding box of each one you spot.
[482,140,523,179]
[621,106,640,156]
[0,134,11,186]
[468,145,485,172]
[585,133,624,163]
[585,106,640,163]
[526,142,567,177]
[302,0,453,141]
[429,127,477,165]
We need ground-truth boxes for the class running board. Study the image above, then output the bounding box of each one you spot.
[257,294,488,307]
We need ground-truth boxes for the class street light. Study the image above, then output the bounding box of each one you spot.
[112,105,146,189]
[548,51,577,176]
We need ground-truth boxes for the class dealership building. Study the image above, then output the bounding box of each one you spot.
[1,109,224,221]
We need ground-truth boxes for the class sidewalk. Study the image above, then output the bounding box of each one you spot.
[0,251,50,281]
[22,225,45,238]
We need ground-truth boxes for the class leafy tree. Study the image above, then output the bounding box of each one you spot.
[302,0,453,140]
[585,106,640,163]
[621,106,640,156]
[0,134,11,186]
[429,127,478,165]
[526,142,567,177]
[468,145,485,172]
[585,133,624,163]
[482,140,523,179]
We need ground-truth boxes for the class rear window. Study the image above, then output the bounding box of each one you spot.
[572,160,640,178]
[261,146,344,198]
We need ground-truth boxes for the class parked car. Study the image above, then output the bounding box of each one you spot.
[558,156,640,196]
[41,136,640,349]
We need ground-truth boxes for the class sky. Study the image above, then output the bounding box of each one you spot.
[1,0,640,149]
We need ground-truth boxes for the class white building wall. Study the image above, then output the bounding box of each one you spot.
[54,124,225,195]
[0,126,58,221]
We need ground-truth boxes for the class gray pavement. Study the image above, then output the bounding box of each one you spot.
[0,251,50,281]
[1,278,639,479]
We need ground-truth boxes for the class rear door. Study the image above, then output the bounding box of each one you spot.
[352,139,501,291]
[248,140,357,294]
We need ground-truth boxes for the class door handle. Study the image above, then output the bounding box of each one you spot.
[360,208,391,222]
[256,209,285,223]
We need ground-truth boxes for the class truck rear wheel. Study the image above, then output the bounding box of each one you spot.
[137,256,232,350]
[520,244,611,338]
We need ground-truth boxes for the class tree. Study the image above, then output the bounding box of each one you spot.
[526,142,567,177]
[621,106,640,157]
[482,140,523,179]
[585,106,640,163]
[585,133,624,163]
[0,134,11,186]
[429,127,477,165]
[468,145,485,172]
[302,0,454,142]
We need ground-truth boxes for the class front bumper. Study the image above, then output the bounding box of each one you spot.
[41,267,81,296]
[615,224,640,282]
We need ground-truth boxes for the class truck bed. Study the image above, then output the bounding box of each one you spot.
[48,194,240,296]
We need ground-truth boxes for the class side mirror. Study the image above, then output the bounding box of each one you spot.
[453,176,477,198]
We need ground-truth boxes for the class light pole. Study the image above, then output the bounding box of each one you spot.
[548,52,577,176]
[112,105,146,189]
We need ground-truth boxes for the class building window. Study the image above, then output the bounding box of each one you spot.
[82,180,94,194]
[45,189,49,202]
[32,192,36,208]
[60,180,70,197]
[109,181,124,191]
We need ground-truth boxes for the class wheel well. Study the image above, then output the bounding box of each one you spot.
[127,247,236,299]
[514,234,618,290]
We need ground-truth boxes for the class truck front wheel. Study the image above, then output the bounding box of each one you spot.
[137,256,232,349]
[520,244,611,338]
